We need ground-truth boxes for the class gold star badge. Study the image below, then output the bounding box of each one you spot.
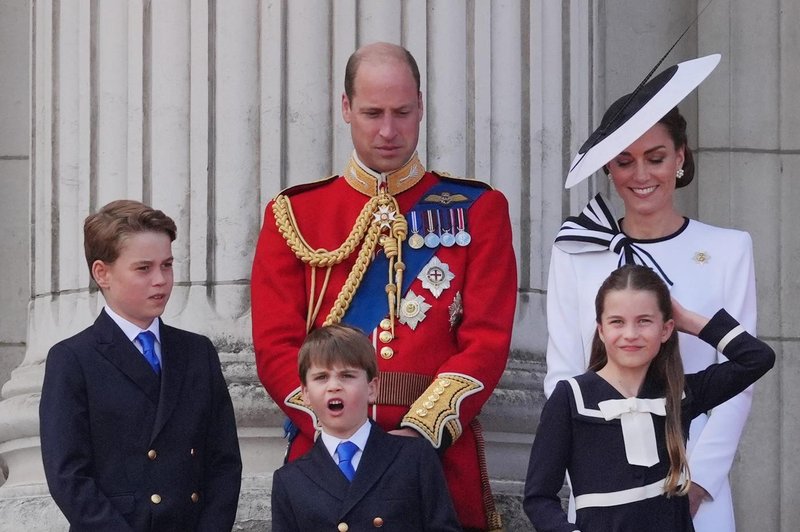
[693,251,710,265]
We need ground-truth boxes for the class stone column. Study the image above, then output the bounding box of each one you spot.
[0,1,31,486]
[0,2,283,529]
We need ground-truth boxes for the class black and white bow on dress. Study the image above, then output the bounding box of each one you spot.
[553,194,673,286]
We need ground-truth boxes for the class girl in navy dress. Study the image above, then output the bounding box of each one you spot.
[524,265,774,532]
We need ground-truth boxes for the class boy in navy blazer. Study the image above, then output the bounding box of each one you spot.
[271,324,462,531]
[39,200,242,531]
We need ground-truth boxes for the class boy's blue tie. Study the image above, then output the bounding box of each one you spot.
[336,441,359,482]
[136,331,161,375]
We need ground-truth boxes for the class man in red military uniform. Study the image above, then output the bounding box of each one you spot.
[251,41,516,531]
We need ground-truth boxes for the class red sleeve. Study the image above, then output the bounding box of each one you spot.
[251,200,316,441]
[400,189,517,447]
[441,189,516,422]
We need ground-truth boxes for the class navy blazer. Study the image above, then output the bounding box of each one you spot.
[271,423,462,531]
[40,310,242,531]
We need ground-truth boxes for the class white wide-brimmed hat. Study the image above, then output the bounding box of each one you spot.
[564,53,721,189]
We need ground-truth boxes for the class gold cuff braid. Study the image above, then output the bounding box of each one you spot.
[284,387,318,428]
[400,373,484,448]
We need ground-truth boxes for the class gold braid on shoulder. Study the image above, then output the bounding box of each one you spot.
[272,192,406,330]
[272,193,380,267]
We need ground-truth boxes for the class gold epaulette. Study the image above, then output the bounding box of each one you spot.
[284,387,318,427]
[431,170,494,190]
[400,373,484,448]
[273,175,338,200]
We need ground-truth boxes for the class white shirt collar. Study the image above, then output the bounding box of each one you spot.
[104,305,161,343]
[319,419,372,461]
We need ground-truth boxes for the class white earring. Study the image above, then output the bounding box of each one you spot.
[676,168,685,180]
[608,173,614,181]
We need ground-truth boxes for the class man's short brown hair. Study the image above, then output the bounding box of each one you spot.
[298,324,378,384]
[344,42,421,102]
[83,199,177,275]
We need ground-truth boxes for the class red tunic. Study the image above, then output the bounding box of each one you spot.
[251,169,517,530]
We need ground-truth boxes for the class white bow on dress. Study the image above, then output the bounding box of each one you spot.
[598,396,667,467]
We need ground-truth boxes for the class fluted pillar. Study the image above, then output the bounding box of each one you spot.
[0,2,284,529]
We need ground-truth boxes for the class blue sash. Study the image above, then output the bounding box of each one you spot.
[341,181,486,332]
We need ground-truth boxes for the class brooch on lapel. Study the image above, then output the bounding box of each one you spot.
[692,251,710,265]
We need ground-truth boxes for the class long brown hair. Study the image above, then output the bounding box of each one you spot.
[588,265,689,496]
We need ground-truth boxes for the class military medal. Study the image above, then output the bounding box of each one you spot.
[440,209,456,247]
[418,256,455,298]
[398,290,431,330]
[424,210,440,248]
[407,211,425,249]
[454,207,471,246]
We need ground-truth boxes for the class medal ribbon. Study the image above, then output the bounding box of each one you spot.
[410,211,420,234]
[456,208,466,232]
[426,210,437,236]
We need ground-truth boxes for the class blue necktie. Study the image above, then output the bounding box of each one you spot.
[337,441,359,482]
[136,331,161,375]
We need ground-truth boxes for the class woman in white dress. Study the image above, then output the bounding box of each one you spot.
[544,55,756,532]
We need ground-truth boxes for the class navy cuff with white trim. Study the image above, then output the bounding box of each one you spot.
[697,309,743,353]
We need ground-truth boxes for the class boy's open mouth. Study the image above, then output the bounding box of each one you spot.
[328,399,344,411]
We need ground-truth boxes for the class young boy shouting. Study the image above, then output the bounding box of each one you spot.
[39,200,242,531]
[271,324,461,531]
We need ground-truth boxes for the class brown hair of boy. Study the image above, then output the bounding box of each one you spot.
[83,199,177,278]
[298,324,379,385]
[588,264,690,497]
